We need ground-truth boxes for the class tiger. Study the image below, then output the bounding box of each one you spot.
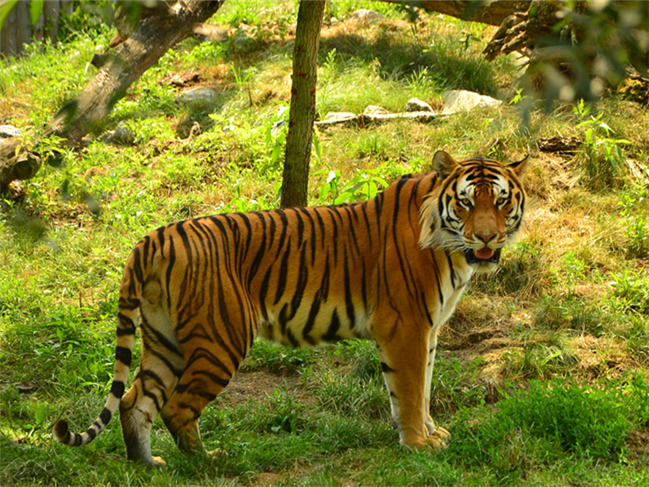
[53,150,529,466]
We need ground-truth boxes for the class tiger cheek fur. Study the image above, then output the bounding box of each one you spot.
[53,151,528,465]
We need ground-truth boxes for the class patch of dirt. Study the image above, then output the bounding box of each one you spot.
[217,370,302,406]
[627,429,649,462]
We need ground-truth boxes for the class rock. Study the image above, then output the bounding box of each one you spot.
[363,105,391,116]
[617,69,649,105]
[405,98,434,112]
[351,9,385,26]
[193,23,228,42]
[538,136,581,153]
[101,121,136,146]
[442,90,502,115]
[0,125,22,141]
[176,86,219,103]
[162,71,201,88]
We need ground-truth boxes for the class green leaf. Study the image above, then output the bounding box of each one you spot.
[0,0,19,30]
[29,0,44,27]
[34,403,48,425]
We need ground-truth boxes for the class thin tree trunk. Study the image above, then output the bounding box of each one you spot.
[280,0,325,208]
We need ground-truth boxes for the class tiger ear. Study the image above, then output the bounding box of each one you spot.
[432,151,459,180]
[508,155,530,177]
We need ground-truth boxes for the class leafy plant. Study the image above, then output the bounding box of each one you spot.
[611,268,649,314]
[574,99,632,189]
[241,339,314,373]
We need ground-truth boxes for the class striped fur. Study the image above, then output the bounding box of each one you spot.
[53,151,528,466]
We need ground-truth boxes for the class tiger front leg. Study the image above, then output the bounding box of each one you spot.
[423,327,450,447]
[375,320,449,450]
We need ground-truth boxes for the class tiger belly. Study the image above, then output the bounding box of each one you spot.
[256,301,373,347]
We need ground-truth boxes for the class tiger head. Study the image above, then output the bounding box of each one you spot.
[419,150,529,273]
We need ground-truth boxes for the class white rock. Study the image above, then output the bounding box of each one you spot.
[405,98,433,112]
[0,125,22,140]
[351,9,385,26]
[363,105,391,116]
[176,87,219,103]
[442,90,502,115]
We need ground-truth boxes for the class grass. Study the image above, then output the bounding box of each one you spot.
[1,0,649,485]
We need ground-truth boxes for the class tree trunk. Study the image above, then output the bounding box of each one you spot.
[385,0,530,26]
[0,0,224,191]
[280,0,325,209]
[49,0,224,145]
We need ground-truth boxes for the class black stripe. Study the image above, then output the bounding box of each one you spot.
[111,380,125,398]
[343,248,356,329]
[274,209,289,258]
[322,308,341,342]
[381,362,395,373]
[247,214,268,289]
[99,407,112,426]
[314,207,327,249]
[115,346,132,367]
[274,239,292,305]
[287,243,309,321]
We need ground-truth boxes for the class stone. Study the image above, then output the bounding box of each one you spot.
[101,121,136,146]
[351,9,385,26]
[442,90,502,115]
[405,98,434,112]
[0,125,22,141]
[176,87,219,103]
[362,105,391,116]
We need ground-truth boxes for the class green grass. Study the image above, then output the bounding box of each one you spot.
[2,0,649,485]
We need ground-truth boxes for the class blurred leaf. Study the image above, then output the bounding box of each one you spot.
[29,0,44,27]
[0,0,18,30]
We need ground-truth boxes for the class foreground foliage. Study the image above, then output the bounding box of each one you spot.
[1,1,648,485]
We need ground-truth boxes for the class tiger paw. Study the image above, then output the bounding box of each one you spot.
[206,448,228,458]
[150,456,167,468]
[425,427,451,449]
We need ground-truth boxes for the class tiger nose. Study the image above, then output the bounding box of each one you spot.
[476,233,496,243]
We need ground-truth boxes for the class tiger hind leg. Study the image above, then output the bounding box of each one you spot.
[119,300,185,467]
[119,363,181,466]
[160,370,233,454]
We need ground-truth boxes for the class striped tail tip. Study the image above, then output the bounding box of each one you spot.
[53,406,113,447]
[53,419,73,445]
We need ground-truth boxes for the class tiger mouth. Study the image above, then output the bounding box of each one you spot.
[465,248,502,265]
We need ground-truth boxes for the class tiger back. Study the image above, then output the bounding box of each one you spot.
[53,150,528,466]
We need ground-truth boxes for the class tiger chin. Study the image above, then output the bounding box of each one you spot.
[53,150,529,466]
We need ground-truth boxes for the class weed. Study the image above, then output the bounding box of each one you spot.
[431,358,487,416]
[504,341,580,380]
[574,99,633,190]
[241,339,314,373]
[473,239,545,297]
[610,268,649,314]
[266,385,305,434]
